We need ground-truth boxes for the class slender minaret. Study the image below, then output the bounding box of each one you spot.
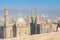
[4,8,10,38]
[4,8,9,25]
[31,9,34,23]
[27,16,31,35]
[35,9,40,34]
[35,9,40,24]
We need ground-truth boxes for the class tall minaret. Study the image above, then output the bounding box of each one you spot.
[27,16,31,35]
[4,8,9,25]
[4,8,10,38]
[31,9,34,23]
[35,9,40,34]
[35,9,40,24]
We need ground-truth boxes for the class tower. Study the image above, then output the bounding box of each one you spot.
[30,9,36,34]
[31,9,34,23]
[35,9,40,34]
[35,9,40,24]
[4,8,11,38]
[4,8,9,25]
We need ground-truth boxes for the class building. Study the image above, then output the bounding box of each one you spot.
[0,8,58,39]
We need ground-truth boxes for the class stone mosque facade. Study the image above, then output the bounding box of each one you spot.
[0,8,58,39]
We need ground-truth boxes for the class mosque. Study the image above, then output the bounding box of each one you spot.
[0,8,58,39]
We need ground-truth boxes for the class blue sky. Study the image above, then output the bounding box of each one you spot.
[0,0,60,18]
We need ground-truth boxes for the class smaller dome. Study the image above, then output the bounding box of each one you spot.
[16,17,26,27]
[46,19,51,23]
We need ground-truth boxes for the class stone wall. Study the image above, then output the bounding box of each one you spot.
[1,31,60,40]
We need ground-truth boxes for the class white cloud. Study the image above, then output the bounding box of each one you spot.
[17,12,24,17]
[41,14,49,17]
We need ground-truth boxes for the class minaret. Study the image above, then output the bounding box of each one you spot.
[27,16,31,35]
[35,9,40,34]
[4,8,9,25]
[31,9,34,23]
[4,8,10,38]
[35,9,40,24]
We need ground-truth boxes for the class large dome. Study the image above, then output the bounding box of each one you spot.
[16,17,26,27]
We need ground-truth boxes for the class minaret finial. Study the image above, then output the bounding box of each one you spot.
[35,9,40,24]
[31,9,34,23]
[5,6,8,11]
[4,7,8,15]
[31,9,34,17]
[4,7,9,25]
[36,9,39,17]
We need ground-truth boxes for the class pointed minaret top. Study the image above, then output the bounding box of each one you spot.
[35,9,40,24]
[36,9,39,17]
[31,9,34,17]
[4,7,8,15]
[31,9,34,23]
[4,7,9,26]
[5,7,8,11]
